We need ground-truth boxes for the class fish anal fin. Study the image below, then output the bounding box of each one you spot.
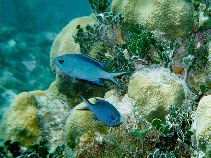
[95,98,106,104]
[94,79,104,86]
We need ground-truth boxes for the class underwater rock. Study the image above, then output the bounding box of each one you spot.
[73,96,147,158]
[0,92,39,147]
[111,0,193,39]
[195,95,211,157]
[128,67,185,121]
[50,15,96,73]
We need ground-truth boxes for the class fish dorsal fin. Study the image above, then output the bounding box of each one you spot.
[95,98,106,104]
[78,94,92,106]
[95,98,120,116]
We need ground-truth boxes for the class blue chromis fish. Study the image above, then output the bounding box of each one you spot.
[77,94,121,127]
[53,54,127,88]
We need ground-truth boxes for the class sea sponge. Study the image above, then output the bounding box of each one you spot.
[0,92,39,147]
[50,15,96,73]
[128,67,185,121]
[111,0,193,39]
[195,95,211,157]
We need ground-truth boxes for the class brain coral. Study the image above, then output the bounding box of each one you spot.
[111,0,193,39]
[128,67,185,121]
[195,95,211,157]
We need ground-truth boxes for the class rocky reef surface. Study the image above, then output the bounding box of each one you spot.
[0,0,210,157]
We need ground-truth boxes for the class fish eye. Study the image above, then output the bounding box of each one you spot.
[58,59,64,64]
[111,115,115,120]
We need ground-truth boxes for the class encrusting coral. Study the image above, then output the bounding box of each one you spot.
[0,92,39,147]
[128,67,185,121]
[111,0,194,39]
[194,95,211,157]
[0,82,72,152]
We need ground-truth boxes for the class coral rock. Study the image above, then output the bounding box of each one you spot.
[0,82,72,151]
[195,95,211,157]
[111,0,193,39]
[0,92,39,147]
[128,67,185,121]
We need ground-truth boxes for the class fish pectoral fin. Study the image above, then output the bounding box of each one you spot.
[94,79,104,86]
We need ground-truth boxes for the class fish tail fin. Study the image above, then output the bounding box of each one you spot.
[108,72,128,89]
[78,94,92,106]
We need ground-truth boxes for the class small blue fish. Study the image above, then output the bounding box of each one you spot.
[53,54,127,88]
[77,94,121,127]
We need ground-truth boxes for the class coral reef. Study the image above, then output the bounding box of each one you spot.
[128,67,185,121]
[0,92,39,147]
[111,0,194,39]
[0,139,67,157]
[0,0,210,157]
[0,82,72,151]
[194,95,211,157]
[75,105,194,157]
